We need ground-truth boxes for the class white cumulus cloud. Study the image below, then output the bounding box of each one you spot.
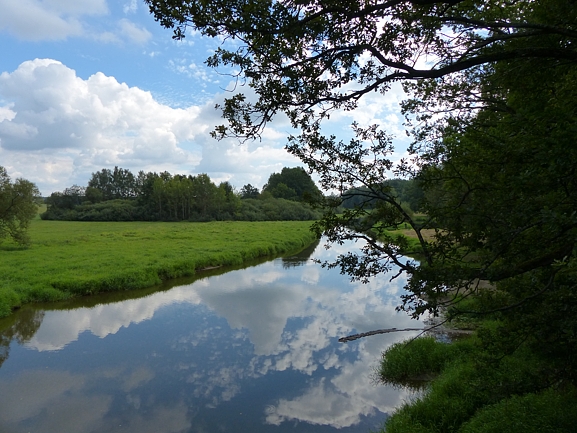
[0,59,205,193]
[0,59,307,195]
[0,59,201,154]
[0,0,108,41]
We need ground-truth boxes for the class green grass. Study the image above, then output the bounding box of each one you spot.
[383,357,577,433]
[459,387,577,433]
[379,336,476,387]
[0,219,318,318]
[379,325,574,433]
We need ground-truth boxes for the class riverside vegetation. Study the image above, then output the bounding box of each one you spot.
[0,218,317,318]
[379,316,577,433]
[376,227,577,433]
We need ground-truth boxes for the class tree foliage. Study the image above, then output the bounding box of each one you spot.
[341,179,424,212]
[146,0,577,429]
[146,0,576,140]
[144,0,577,322]
[0,166,40,246]
[262,166,321,201]
[239,183,260,199]
[88,167,137,200]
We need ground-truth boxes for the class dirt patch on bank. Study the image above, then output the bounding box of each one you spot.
[397,228,437,241]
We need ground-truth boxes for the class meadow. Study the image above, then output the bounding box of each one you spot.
[0,218,317,318]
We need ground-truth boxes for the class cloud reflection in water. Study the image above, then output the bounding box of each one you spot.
[2,241,421,432]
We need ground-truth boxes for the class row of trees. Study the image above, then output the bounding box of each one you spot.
[145,0,577,431]
[43,166,322,222]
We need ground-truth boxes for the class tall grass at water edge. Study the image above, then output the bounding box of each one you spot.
[379,332,577,433]
[0,219,318,318]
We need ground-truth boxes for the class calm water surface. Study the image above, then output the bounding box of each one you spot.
[0,241,422,433]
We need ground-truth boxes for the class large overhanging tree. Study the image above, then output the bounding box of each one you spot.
[146,0,577,379]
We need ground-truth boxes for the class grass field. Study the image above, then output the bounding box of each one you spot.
[0,218,318,318]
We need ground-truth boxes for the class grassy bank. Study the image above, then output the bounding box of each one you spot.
[379,325,577,433]
[378,221,577,432]
[0,219,317,318]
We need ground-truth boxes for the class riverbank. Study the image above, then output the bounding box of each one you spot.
[0,219,318,318]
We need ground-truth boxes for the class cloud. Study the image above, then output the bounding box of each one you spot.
[0,59,195,152]
[14,240,423,430]
[25,285,202,351]
[123,0,138,14]
[0,368,191,433]
[0,59,299,195]
[0,59,207,193]
[118,19,152,45]
[265,377,376,428]
[0,369,113,432]
[0,105,15,122]
[0,0,108,41]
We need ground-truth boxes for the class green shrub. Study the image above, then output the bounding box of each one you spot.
[379,336,476,385]
[460,387,577,433]
[381,327,557,433]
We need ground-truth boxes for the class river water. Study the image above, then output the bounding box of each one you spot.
[0,240,422,433]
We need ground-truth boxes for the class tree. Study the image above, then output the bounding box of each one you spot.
[191,173,220,217]
[88,166,136,200]
[0,167,40,246]
[239,183,260,199]
[144,0,576,270]
[87,168,114,200]
[146,0,576,141]
[341,179,423,212]
[262,167,321,201]
[218,181,240,218]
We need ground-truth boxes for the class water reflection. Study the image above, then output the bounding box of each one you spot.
[0,241,421,432]
[0,308,44,368]
[279,239,319,269]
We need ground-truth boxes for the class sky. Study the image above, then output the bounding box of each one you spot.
[0,0,408,196]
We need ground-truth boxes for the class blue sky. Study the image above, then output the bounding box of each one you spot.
[0,0,407,195]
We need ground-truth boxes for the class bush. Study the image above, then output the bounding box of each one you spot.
[379,336,476,386]
[460,387,577,433]
[43,200,144,221]
[235,198,320,221]
[381,328,557,433]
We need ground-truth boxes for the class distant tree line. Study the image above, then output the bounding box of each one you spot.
[341,179,424,213]
[42,166,322,222]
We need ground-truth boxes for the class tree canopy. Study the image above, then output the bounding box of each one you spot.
[262,166,322,201]
[146,1,577,430]
[0,167,40,246]
[146,0,576,140]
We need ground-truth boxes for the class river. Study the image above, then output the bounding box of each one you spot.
[0,240,422,433]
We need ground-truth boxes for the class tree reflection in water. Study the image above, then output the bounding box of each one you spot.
[280,239,320,269]
[0,308,44,368]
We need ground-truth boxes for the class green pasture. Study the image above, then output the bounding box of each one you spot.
[0,219,317,318]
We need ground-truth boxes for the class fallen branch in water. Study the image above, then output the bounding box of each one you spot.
[339,317,473,343]
[338,328,425,342]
